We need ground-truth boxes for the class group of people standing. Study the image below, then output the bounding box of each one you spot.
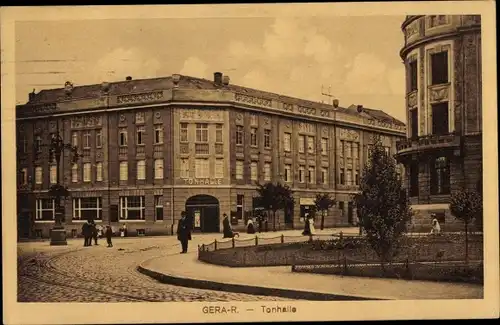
[301,213,316,236]
[81,220,114,247]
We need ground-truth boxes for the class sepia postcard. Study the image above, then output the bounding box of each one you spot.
[1,1,498,324]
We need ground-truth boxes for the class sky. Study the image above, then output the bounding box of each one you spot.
[15,15,407,121]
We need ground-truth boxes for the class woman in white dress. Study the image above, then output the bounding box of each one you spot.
[309,216,316,235]
[430,218,441,235]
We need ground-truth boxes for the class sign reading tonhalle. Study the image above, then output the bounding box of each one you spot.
[183,178,223,185]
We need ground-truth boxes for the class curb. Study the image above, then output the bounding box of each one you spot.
[136,264,385,301]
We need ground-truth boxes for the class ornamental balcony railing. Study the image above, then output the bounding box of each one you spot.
[395,133,461,159]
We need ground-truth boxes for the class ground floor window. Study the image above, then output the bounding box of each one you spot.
[431,156,450,195]
[35,199,55,220]
[120,196,145,220]
[73,197,102,221]
[155,195,163,221]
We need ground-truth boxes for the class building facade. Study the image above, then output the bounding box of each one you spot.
[16,72,405,238]
[396,15,482,231]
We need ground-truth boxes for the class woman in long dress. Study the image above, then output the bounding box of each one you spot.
[247,218,256,234]
[302,214,311,236]
[309,217,316,235]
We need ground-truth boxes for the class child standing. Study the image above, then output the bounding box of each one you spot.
[105,225,113,247]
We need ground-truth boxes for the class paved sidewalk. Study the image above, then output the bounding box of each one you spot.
[139,230,483,301]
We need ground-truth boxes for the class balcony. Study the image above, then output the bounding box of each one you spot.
[395,133,461,160]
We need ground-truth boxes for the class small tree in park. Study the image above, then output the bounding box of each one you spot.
[354,136,412,271]
[314,193,336,230]
[450,189,483,263]
[255,182,294,231]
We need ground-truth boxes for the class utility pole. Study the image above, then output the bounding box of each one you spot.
[321,85,335,106]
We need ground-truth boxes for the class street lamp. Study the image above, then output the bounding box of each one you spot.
[47,130,81,246]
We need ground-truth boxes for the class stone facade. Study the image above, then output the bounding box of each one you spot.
[16,73,405,238]
[397,15,482,231]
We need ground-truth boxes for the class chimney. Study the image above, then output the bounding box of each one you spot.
[214,72,223,85]
[357,105,363,113]
[28,89,35,101]
[126,76,132,81]
[222,75,230,86]
[332,99,339,108]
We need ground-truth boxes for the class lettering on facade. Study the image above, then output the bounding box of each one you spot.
[297,106,316,116]
[339,128,360,141]
[180,109,223,121]
[320,110,330,118]
[31,103,57,114]
[429,86,449,103]
[116,91,164,105]
[183,178,223,185]
[282,103,293,111]
[71,115,103,129]
[234,93,272,107]
[299,122,315,133]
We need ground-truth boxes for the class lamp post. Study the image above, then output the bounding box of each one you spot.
[48,130,80,246]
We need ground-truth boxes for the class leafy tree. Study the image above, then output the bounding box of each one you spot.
[314,193,336,230]
[255,181,295,231]
[354,136,412,271]
[450,190,483,263]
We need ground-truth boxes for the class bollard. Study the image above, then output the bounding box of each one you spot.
[343,256,348,274]
[339,231,343,240]
[214,239,218,251]
[255,236,258,246]
[281,234,284,244]
[232,237,235,248]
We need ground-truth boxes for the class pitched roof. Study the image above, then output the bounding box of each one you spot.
[25,74,405,126]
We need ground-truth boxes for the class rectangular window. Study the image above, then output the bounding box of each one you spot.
[410,109,419,139]
[50,165,57,184]
[71,132,78,147]
[180,159,189,178]
[346,169,352,185]
[96,162,103,181]
[154,159,164,179]
[384,147,391,156]
[35,166,42,184]
[264,162,271,181]
[431,51,449,85]
[321,167,328,185]
[284,133,291,152]
[250,128,258,146]
[154,125,163,144]
[119,129,128,146]
[195,123,208,142]
[215,124,223,143]
[431,157,450,195]
[155,195,164,221]
[250,162,258,181]
[236,194,244,220]
[180,123,188,142]
[298,135,305,153]
[215,159,224,178]
[307,136,315,154]
[355,169,360,186]
[345,142,352,158]
[20,168,28,185]
[432,102,449,135]
[137,160,146,180]
[35,199,55,220]
[308,166,316,184]
[83,163,91,182]
[96,130,102,148]
[299,165,305,183]
[21,135,28,153]
[321,138,328,156]
[83,131,91,149]
[73,197,102,221]
[71,164,78,183]
[339,141,344,157]
[235,160,244,180]
[195,158,209,178]
[409,60,418,91]
[352,143,359,159]
[264,129,271,149]
[236,125,244,145]
[119,161,128,181]
[119,196,145,220]
[284,164,292,182]
[137,126,145,145]
[409,162,419,197]
[339,168,345,185]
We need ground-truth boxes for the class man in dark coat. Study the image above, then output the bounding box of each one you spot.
[91,220,98,245]
[222,213,239,238]
[82,222,89,247]
[105,225,113,247]
[177,211,192,254]
[302,214,312,236]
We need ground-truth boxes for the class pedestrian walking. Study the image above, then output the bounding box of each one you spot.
[222,213,239,238]
[302,213,312,236]
[246,218,256,234]
[82,222,89,247]
[82,220,93,246]
[105,225,113,247]
[90,220,99,245]
[430,215,441,235]
[176,211,192,254]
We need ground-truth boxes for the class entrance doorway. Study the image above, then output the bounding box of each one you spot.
[185,195,220,233]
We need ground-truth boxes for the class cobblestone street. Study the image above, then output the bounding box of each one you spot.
[17,236,292,302]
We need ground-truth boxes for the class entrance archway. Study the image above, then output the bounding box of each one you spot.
[185,195,220,233]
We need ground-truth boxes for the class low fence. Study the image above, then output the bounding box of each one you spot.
[198,232,483,268]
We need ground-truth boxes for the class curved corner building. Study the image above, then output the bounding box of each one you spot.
[396,15,482,231]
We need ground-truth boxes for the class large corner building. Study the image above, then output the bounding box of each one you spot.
[16,72,406,238]
[396,15,482,230]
